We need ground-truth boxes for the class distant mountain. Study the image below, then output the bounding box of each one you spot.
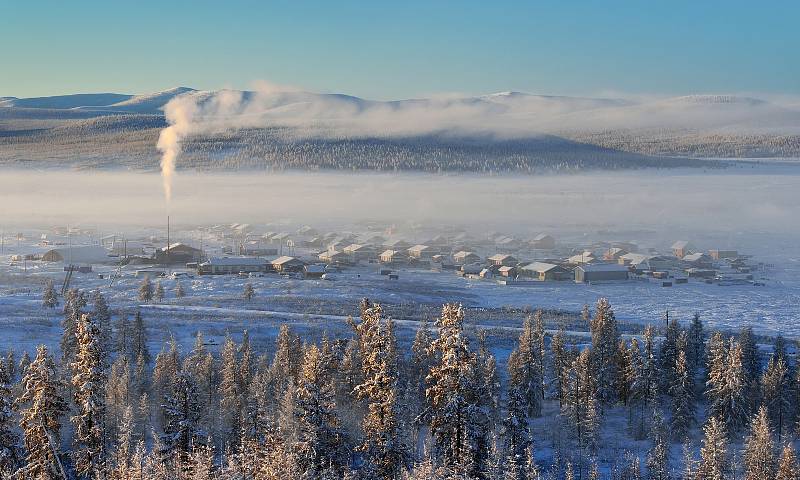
[0,92,133,110]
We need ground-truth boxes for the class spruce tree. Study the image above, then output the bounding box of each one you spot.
[15,345,68,480]
[154,280,165,303]
[508,310,545,418]
[130,310,150,365]
[646,410,669,480]
[161,370,204,464]
[589,298,620,403]
[70,314,107,479]
[138,276,153,302]
[42,279,58,309]
[243,283,255,301]
[175,280,186,298]
[762,354,792,443]
[0,362,20,474]
[706,335,748,432]
[219,335,242,447]
[697,416,729,480]
[777,443,800,480]
[687,313,705,374]
[738,326,761,415]
[670,350,695,440]
[743,406,775,480]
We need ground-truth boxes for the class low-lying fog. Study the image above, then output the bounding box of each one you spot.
[2,164,800,241]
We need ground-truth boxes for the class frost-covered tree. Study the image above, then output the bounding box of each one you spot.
[696,416,728,480]
[777,443,800,480]
[706,337,748,432]
[15,345,68,480]
[409,319,434,411]
[130,310,150,365]
[294,344,346,477]
[500,384,529,479]
[243,283,255,301]
[658,318,681,395]
[0,362,20,474]
[350,300,408,479]
[550,327,570,407]
[646,410,669,480]
[161,370,204,464]
[762,354,792,443]
[154,280,165,303]
[218,335,242,447]
[175,280,186,298]
[589,298,620,403]
[426,303,490,477]
[115,311,131,356]
[738,327,761,414]
[61,288,86,365]
[508,310,545,418]
[105,354,131,444]
[269,324,302,401]
[138,276,153,303]
[562,348,599,455]
[152,339,181,426]
[743,406,775,480]
[670,350,695,440]
[70,314,107,479]
[42,279,58,309]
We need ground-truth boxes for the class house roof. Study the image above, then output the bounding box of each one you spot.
[202,257,267,266]
[272,256,302,265]
[304,264,326,273]
[579,263,629,272]
[520,262,561,273]
[498,266,516,272]
[683,253,708,262]
[453,250,478,258]
[672,240,690,249]
[533,233,553,241]
[159,242,200,252]
[380,249,406,257]
[488,253,515,261]
[43,245,111,264]
[620,253,652,265]
[407,244,430,253]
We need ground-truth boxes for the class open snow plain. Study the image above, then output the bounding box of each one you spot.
[1,161,799,358]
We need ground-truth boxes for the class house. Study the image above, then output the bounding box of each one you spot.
[709,249,738,260]
[408,244,437,260]
[198,257,270,275]
[304,264,327,279]
[519,262,571,281]
[619,253,652,269]
[271,256,305,273]
[461,263,483,275]
[296,225,319,236]
[318,250,346,264]
[603,247,628,261]
[379,249,408,264]
[41,245,111,264]
[495,236,520,249]
[479,267,496,279]
[530,234,556,249]
[498,265,517,278]
[568,252,595,264]
[453,251,481,265]
[575,263,629,283]
[671,241,693,258]
[154,243,204,264]
[343,243,374,262]
[488,254,518,267]
[683,252,713,268]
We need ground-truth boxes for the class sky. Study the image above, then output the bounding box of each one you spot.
[2,0,799,99]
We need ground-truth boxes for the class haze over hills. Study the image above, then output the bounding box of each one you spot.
[1,86,799,172]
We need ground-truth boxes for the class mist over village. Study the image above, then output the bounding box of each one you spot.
[1,2,800,479]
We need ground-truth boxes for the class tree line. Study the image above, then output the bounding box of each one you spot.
[1,287,799,479]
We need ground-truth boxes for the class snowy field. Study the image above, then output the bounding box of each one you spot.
[1,161,799,358]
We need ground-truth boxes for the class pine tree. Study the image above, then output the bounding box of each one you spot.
[175,280,186,298]
[508,310,546,418]
[500,385,529,478]
[71,314,108,479]
[106,354,132,446]
[743,406,776,480]
[670,350,695,440]
[562,348,599,455]
[697,416,729,480]
[15,345,68,480]
[115,310,131,356]
[61,288,86,365]
[687,313,705,374]
[131,310,151,365]
[91,291,113,363]
[243,283,255,301]
[762,354,792,443]
[152,339,181,427]
[154,280,165,303]
[269,324,302,400]
[138,276,153,302]
[219,335,242,447]
[738,327,761,415]
[550,327,570,407]
[706,335,748,432]
[777,443,800,480]
[350,300,408,479]
[589,298,620,403]
[0,362,20,474]
[42,279,58,309]
[646,410,669,480]
[426,303,490,477]
[409,319,434,413]
[161,370,204,464]
[294,344,346,477]
[111,405,137,480]
[657,318,681,395]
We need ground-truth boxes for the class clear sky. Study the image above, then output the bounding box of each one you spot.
[2,0,798,99]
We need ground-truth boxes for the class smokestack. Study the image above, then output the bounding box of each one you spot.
[167,215,170,264]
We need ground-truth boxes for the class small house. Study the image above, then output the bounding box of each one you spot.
[498,265,517,278]
[271,256,305,273]
[709,249,738,260]
[408,244,437,260]
[530,234,556,249]
[671,241,693,258]
[198,257,269,275]
[603,247,628,261]
[575,263,629,283]
[453,251,481,265]
[683,252,713,268]
[41,245,111,264]
[319,250,346,264]
[379,249,408,264]
[155,243,204,264]
[488,254,518,267]
[343,243,374,262]
[304,264,327,279]
[519,262,571,281]
[568,252,595,264]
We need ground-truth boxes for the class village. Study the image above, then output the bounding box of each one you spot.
[4,221,768,293]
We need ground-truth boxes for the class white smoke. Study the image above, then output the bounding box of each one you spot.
[155,82,800,200]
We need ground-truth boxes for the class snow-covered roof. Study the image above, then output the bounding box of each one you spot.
[380,249,406,257]
[578,263,629,272]
[620,253,652,265]
[272,255,302,265]
[407,244,430,253]
[672,240,690,249]
[202,257,267,266]
[533,233,553,241]
[159,242,199,252]
[520,262,561,273]
[304,264,326,273]
[683,253,708,262]
[43,245,110,264]
[488,253,514,261]
[498,266,516,272]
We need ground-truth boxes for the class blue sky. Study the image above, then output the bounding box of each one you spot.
[2,0,798,99]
